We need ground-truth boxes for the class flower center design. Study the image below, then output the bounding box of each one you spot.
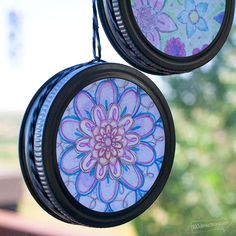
[189,10,199,24]
[92,122,126,166]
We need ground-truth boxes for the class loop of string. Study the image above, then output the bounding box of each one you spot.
[92,0,101,61]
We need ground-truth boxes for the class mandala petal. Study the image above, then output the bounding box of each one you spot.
[109,160,122,179]
[149,0,165,11]
[146,30,161,49]
[95,163,109,180]
[76,138,91,152]
[74,91,95,119]
[196,3,208,16]
[76,172,97,195]
[60,148,82,174]
[186,22,196,38]
[96,81,117,107]
[92,105,106,126]
[79,119,95,137]
[80,153,97,172]
[196,17,208,31]
[99,177,119,203]
[135,142,155,166]
[120,165,143,190]
[60,118,80,142]
[133,114,155,138]
[119,89,140,116]
[185,0,195,12]
[157,13,177,32]
[119,115,134,132]
[120,150,136,164]
[177,10,188,24]
[108,104,120,121]
[126,133,140,147]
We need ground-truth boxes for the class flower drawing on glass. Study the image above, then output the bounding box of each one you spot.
[132,0,177,48]
[178,0,209,38]
[57,79,165,212]
[131,0,226,57]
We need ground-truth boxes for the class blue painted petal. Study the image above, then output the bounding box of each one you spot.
[196,17,208,31]
[186,22,196,38]
[185,0,195,12]
[99,177,119,203]
[214,12,225,24]
[177,10,188,24]
[196,3,208,16]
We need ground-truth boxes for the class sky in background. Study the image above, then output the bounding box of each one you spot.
[0,0,130,111]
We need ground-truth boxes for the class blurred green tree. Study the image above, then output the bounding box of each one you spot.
[133,25,236,236]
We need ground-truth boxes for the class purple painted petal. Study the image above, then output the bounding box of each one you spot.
[79,119,95,137]
[139,164,160,191]
[133,114,155,138]
[119,89,140,116]
[92,105,106,126]
[135,142,155,166]
[60,118,80,142]
[177,10,188,24]
[109,159,122,179]
[108,104,120,121]
[196,17,208,31]
[185,0,195,12]
[186,22,196,38]
[74,91,95,119]
[99,177,119,203]
[157,13,177,32]
[120,150,136,164]
[95,163,109,180]
[120,165,143,190]
[125,133,140,147]
[60,148,81,174]
[76,172,97,195]
[146,30,161,49]
[80,153,97,172]
[76,138,91,152]
[96,81,117,107]
[149,0,165,11]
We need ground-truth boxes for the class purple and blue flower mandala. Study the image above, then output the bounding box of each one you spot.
[56,78,165,212]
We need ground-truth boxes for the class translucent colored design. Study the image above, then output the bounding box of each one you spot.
[56,78,165,213]
[131,0,226,57]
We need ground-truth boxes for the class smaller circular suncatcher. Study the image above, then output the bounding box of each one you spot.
[19,61,175,227]
[98,0,235,74]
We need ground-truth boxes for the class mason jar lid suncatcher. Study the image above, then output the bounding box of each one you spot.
[98,0,235,74]
[18,0,176,227]
[18,0,234,228]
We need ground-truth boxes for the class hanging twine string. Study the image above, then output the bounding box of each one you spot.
[92,0,101,61]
